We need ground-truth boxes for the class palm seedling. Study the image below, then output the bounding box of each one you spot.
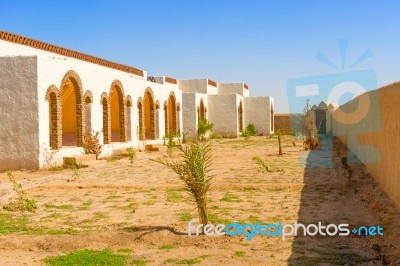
[153,141,213,233]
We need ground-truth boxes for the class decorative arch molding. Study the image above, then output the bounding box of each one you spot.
[110,80,125,99]
[84,90,93,104]
[109,80,127,142]
[198,98,206,122]
[45,85,60,101]
[60,70,85,147]
[45,85,62,149]
[100,92,111,144]
[100,92,109,104]
[125,95,133,141]
[60,70,84,99]
[143,88,156,140]
[238,100,244,132]
[137,97,144,140]
[144,87,156,108]
[270,103,274,132]
[126,95,133,107]
[168,91,176,101]
[176,102,181,134]
[137,97,143,108]
[164,100,168,135]
[167,92,177,135]
[155,100,160,139]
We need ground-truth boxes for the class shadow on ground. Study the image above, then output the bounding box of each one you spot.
[288,136,400,265]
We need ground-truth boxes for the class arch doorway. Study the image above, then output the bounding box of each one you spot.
[60,71,84,147]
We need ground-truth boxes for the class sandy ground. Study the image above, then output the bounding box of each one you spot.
[0,136,399,265]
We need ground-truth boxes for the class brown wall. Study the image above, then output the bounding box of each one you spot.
[274,114,304,135]
[331,82,400,208]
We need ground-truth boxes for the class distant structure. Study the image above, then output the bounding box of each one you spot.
[0,30,274,171]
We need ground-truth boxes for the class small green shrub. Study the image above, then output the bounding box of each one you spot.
[166,134,175,156]
[182,132,187,144]
[3,171,37,212]
[126,146,136,164]
[197,119,214,140]
[240,123,257,137]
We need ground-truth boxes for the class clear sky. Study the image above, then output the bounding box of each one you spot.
[1,0,399,113]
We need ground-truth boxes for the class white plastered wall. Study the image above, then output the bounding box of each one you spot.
[207,94,242,137]
[0,40,183,168]
[178,79,218,95]
[0,56,40,171]
[243,96,274,135]
[218,83,249,97]
[182,92,208,137]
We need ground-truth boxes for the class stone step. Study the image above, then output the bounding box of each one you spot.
[72,153,97,164]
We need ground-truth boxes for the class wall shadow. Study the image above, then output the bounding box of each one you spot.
[288,136,400,265]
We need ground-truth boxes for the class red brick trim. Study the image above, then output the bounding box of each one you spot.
[208,79,217,87]
[0,30,144,77]
[165,77,177,84]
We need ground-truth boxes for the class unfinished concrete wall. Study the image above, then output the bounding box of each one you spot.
[208,94,241,137]
[243,96,274,135]
[0,56,40,171]
[331,82,400,208]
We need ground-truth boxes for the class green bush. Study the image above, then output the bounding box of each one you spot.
[126,147,136,164]
[197,119,214,140]
[240,123,257,137]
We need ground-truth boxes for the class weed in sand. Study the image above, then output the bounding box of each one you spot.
[235,251,246,257]
[132,259,149,265]
[220,193,242,202]
[44,204,74,210]
[159,244,175,250]
[166,189,184,202]
[179,213,193,221]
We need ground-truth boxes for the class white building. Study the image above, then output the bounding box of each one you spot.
[0,30,274,171]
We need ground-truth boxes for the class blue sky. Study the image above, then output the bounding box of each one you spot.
[1,1,399,112]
